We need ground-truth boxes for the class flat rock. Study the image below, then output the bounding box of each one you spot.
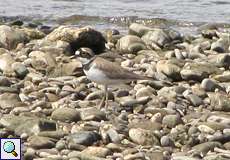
[66,131,101,146]
[51,107,80,122]
[192,141,221,155]
[129,128,160,145]
[82,146,111,158]
[0,93,24,109]
[0,115,56,136]
[180,62,221,81]
[28,135,56,149]
[78,107,106,121]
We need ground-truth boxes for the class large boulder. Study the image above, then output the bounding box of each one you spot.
[0,25,28,49]
[142,28,182,49]
[45,26,106,54]
[116,35,146,53]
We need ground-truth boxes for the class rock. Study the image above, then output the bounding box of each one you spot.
[208,54,230,68]
[208,93,230,111]
[68,151,107,160]
[129,23,152,37]
[107,128,121,143]
[160,135,174,147]
[157,87,177,102]
[38,131,67,139]
[0,76,11,86]
[0,93,23,109]
[0,25,28,49]
[119,96,150,107]
[201,78,222,92]
[9,20,24,26]
[55,140,66,151]
[213,71,230,82]
[135,86,156,98]
[51,107,80,122]
[0,115,56,136]
[79,107,106,121]
[12,62,29,79]
[188,45,205,59]
[0,54,15,75]
[116,35,145,53]
[211,38,228,53]
[142,29,171,48]
[66,131,100,146]
[129,128,160,145]
[28,136,56,149]
[20,27,45,40]
[180,62,221,81]
[192,141,221,155]
[156,60,182,80]
[82,146,111,158]
[162,115,182,128]
[184,93,203,106]
[201,29,217,39]
[46,26,106,54]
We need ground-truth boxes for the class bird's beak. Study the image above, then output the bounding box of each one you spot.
[69,55,77,59]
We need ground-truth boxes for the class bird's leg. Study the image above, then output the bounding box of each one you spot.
[105,85,109,109]
[98,85,108,109]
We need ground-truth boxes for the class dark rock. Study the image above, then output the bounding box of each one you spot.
[66,131,101,146]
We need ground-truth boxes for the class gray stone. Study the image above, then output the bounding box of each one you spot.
[211,38,228,53]
[0,93,23,109]
[0,76,11,86]
[68,151,107,160]
[156,60,182,80]
[160,135,174,147]
[12,62,29,79]
[0,25,28,49]
[28,135,56,149]
[142,29,171,48]
[66,131,101,146]
[51,107,80,122]
[201,78,222,92]
[185,94,203,106]
[192,141,221,155]
[180,62,221,81]
[129,23,152,37]
[79,107,106,121]
[0,115,56,136]
[116,35,145,53]
[162,115,182,128]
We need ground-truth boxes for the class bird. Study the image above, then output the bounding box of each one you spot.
[74,47,153,109]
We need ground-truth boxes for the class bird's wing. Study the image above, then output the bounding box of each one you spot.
[94,57,152,81]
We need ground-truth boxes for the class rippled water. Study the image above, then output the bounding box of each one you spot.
[1,0,230,32]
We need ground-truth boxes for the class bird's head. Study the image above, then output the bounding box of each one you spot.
[72,47,95,65]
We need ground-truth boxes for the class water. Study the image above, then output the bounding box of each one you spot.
[1,0,230,33]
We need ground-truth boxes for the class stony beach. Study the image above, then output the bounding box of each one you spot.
[0,21,230,160]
